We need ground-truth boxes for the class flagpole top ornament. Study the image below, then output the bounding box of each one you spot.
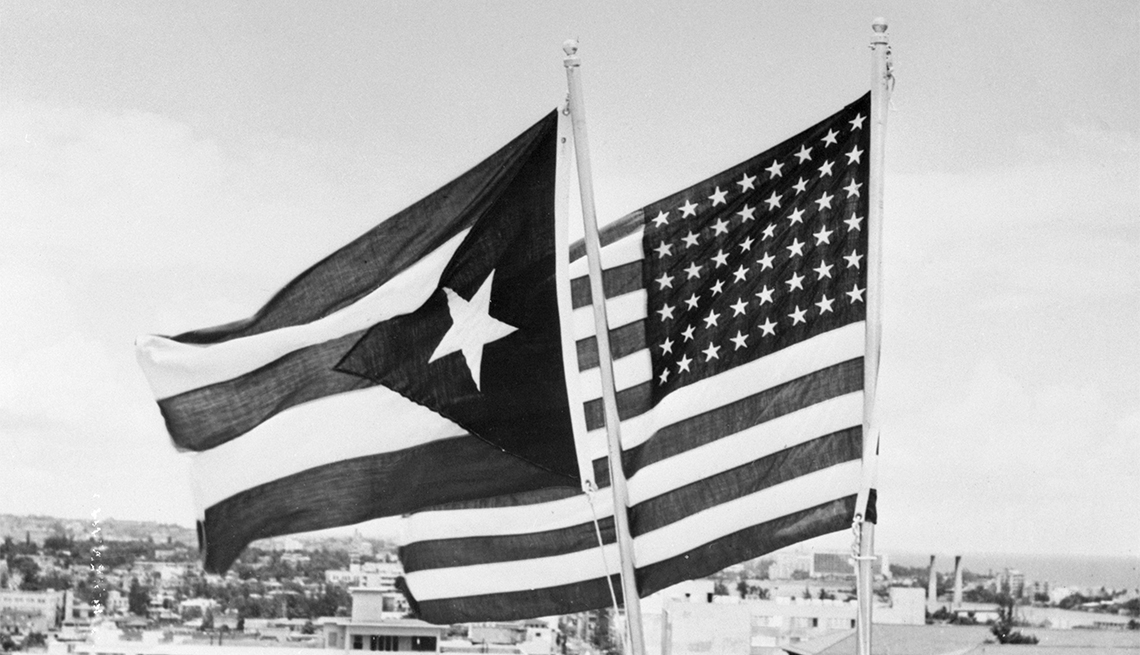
[563,39,581,68]
[871,18,889,46]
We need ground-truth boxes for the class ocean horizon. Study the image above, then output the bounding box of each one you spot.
[889,551,1140,591]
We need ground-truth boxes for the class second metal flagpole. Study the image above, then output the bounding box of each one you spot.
[562,39,647,655]
[857,16,892,655]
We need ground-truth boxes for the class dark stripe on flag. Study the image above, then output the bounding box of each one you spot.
[637,495,857,596]
[158,332,369,451]
[407,497,855,625]
[568,209,645,263]
[401,431,857,574]
[584,382,653,431]
[575,321,647,371]
[401,516,616,573]
[200,434,572,573]
[631,429,862,534]
[624,359,862,476]
[415,576,624,625]
[569,262,645,309]
[174,114,559,345]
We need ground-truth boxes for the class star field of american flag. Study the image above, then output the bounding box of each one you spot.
[645,93,870,399]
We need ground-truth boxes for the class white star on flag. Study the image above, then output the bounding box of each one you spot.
[737,173,756,192]
[788,305,808,325]
[429,271,518,391]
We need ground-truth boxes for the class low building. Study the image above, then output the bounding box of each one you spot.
[0,589,64,630]
[640,583,924,655]
[320,588,445,652]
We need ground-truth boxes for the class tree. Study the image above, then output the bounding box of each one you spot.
[736,580,749,598]
[10,556,40,590]
[128,580,151,617]
[201,610,215,631]
[991,595,1038,645]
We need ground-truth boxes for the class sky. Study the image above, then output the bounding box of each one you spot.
[1,1,1137,561]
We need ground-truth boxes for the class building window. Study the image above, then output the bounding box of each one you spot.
[370,635,399,651]
[353,635,364,650]
[412,636,437,651]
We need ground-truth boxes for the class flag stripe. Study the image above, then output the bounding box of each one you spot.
[637,495,856,597]
[402,461,861,601]
[568,217,645,266]
[631,427,861,534]
[415,577,625,626]
[623,359,861,478]
[573,291,646,341]
[200,434,575,572]
[190,384,467,510]
[175,117,559,346]
[401,427,857,573]
[581,323,864,455]
[156,332,370,451]
[575,321,647,371]
[577,350,651,403]
[136,229,470,400]
[570,261,645,309]
[411,496,854,624]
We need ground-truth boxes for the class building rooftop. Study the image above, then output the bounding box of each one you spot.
[785,624,1140,655]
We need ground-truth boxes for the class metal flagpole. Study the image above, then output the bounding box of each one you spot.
[561,39,647,655]
[857,17,892,655]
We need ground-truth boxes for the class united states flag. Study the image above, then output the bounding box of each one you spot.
[398,93,874,624]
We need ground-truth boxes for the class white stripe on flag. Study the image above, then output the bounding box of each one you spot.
[399,397,858,564]
[572,322,865,461]
[400,487,612,544]
[408,539,625,602]
[190,385,466,510]
[635,461,862,567]
[626,392,862,504]
[403,461,861,601]
[572,291,646,341]
[568,228,644,279]
[136,228,472,400]
[577,350,651,402]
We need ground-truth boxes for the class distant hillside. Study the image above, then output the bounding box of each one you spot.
[0,513,197,547]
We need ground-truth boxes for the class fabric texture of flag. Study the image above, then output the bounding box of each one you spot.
[398,93,874,624]
[135,111,586,573]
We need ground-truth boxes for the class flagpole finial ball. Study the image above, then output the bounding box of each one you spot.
[872,17,888,33]
[563,40,579,56]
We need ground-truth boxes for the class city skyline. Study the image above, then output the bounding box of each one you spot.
[1,2,1137,559]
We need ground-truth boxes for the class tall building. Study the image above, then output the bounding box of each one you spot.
[996,568,1026,598]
